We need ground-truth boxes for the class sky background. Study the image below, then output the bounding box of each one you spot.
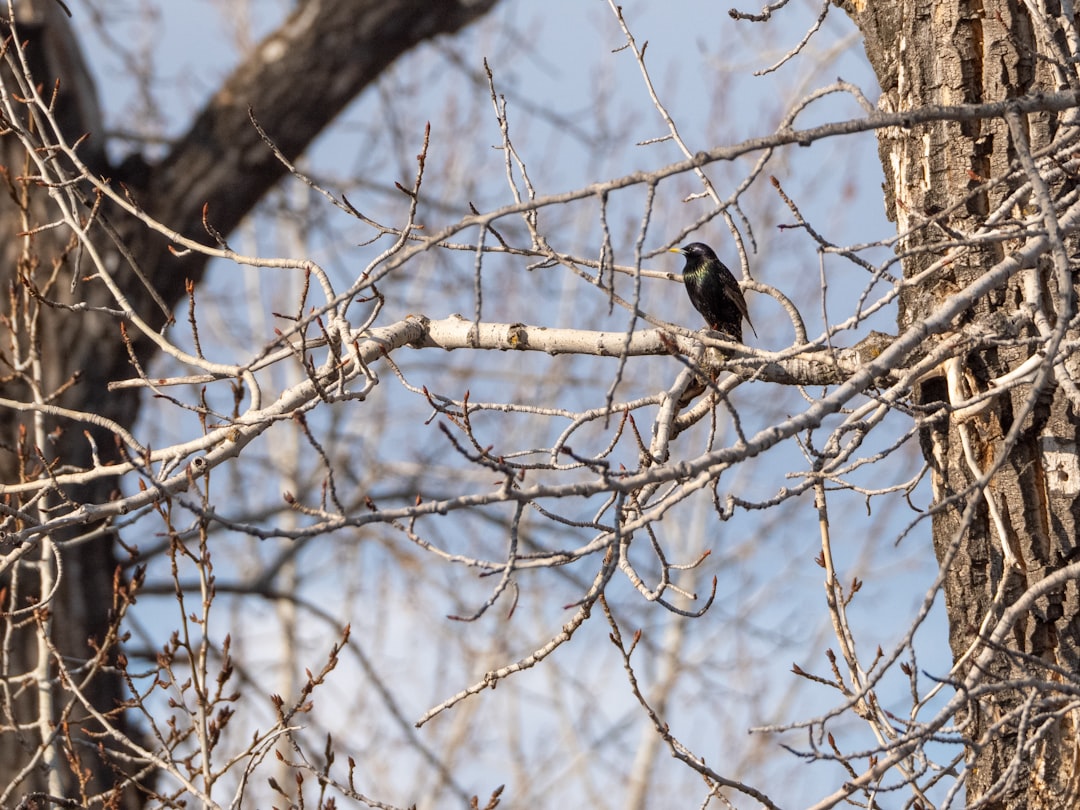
[66,1,959,806]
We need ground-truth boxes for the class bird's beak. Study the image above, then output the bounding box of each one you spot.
[668,247,685,255]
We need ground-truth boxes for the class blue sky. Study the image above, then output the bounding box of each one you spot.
[70,1,955,806]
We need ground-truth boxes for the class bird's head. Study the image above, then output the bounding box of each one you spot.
[669,242,719,261]
[669,242,719,269]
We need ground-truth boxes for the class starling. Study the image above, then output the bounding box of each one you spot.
[669,242,756,342]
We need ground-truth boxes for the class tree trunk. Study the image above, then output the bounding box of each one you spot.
[844,0,1080,806]
[0,1,498,805]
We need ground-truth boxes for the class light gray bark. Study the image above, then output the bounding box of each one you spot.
[842,0,1080,806]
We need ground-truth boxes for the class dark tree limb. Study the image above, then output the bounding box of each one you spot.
[138,0,498,306]
[0,1,501,805]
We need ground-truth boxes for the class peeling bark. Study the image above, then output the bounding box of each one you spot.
[842,0,1080,805]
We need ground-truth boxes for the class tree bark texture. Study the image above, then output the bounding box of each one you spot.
[0,0,498,804]
[843,0,1080,806]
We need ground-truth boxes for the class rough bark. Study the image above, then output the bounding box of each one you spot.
[842,0,1080,806]
[0,0,498,804]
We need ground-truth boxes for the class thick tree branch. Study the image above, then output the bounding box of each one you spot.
[132,0,499,307]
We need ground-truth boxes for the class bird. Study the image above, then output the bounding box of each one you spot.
[669,242,756,342]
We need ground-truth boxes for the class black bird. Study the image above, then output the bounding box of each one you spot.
[670,242,756,342]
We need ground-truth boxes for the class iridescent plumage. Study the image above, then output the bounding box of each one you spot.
[670,242,756,342]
